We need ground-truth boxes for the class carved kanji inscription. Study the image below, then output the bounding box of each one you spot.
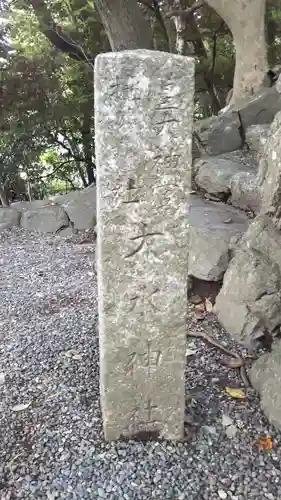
[124,340,162,376]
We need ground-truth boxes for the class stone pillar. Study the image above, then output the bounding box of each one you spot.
[95,50,194,441]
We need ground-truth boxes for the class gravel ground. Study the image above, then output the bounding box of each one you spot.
[1,227,281,500]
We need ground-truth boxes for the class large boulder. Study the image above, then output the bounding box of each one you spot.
[257,111,281,225]
[194,87,281,160]
[188,196,249,281]
[0,207,20,227]
[194,111,243,157]
[10,199,52,213]
[229,171,260,213]
[214,215,281,345]
[0,222,16,233]
[237,86,281,130]
[62,184,96,230]
[49,190,80,205]
[245,124,270,162]
[194,153,254,198]
[250,341,281,430]
[21,205,69,233]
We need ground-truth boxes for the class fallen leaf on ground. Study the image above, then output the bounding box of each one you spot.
[222,358,243,369]
[78,239,93,245]
[12,402,31,412]
[224,387,246,399]
[258,436,273,451]
[185,347,197,357]
[205,298,213,312]
[64,349,81,359]
[72,353,83,360]
[47,392,63,400]
[194,313,206,321]
[194,303,206,313]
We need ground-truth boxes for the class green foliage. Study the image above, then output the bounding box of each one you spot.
[0,0,99,198]
[0,0,281,200]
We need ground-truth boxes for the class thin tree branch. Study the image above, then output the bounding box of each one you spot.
[44,128,83,162]
[165,1,204,19]
[41,159,76,178]
[26,0,93,66]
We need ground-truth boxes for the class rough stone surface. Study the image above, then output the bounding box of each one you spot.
[195,155,251,197]
[194,111,242,157]
[20,205,69,233]
[245,124,270,161]
[0,207,20,226]
[95,50,194,441]
[276,74,281,93]
[188,196,249,281]
[10,199,52,212]
[0,221,15,232]
[215,215,281,345]
[63,184,96,230]
[238,86,281,130]
[250,341,281,430]
[230,171,260,213]
[49,190,80,205]
[257,111,281,223]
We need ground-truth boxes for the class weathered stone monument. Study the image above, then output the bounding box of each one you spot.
[95,50,194,441]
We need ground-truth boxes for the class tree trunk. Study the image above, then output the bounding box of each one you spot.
[26,178,33,201]
[206,0,268,105]
[81,110,95,185]
[76,163,88,188]
[95,0,153,51]
[0,185,9,206]
[163,0,222,113]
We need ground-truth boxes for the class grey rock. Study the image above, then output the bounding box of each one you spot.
[250,340,281,430]
[194,111,242,157]
[63,184,96,230]
[218,490,227,499]
[0,207,20,226]
[195,156,250,197]
[238,87,281,130]
[202,425,217,436]
[230,171,260,213]
[21,205,69,233]
[49,190,80,205]
[188,196,249,281]
[245,124,270,161]
[276,74,281,94]
[10,199,52,213]
[257,111,281,223]
[215,214,281,344]
[221,414,233,427]
[225,425,238,439]
[97,487,106,498]
[95,50,194,441]
[0,221,14,232]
